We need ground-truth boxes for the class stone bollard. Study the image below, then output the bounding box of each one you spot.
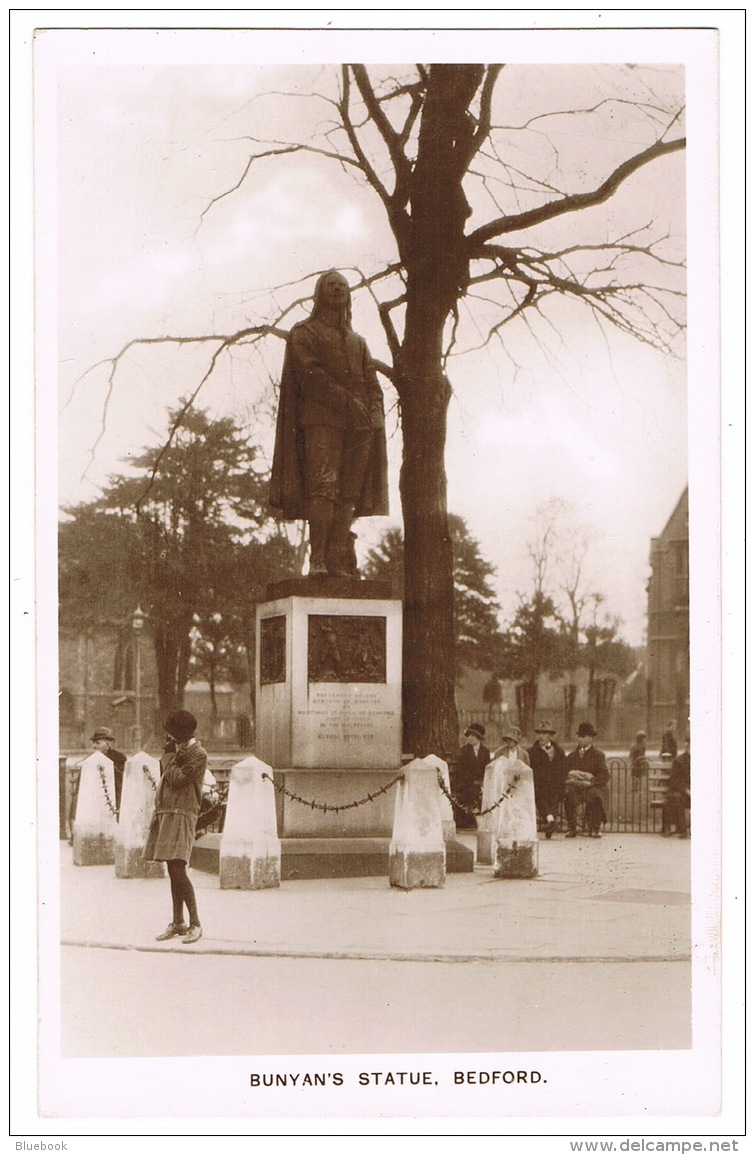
[420,754,456,841]
[72,751,118,865]
[477,754,509,865]
[494,759,539,879]
[219,756,281,890]
[114,752,166,879]
[389,757,446,889]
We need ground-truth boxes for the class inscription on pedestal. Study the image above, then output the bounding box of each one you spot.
[297,686,394,746]
[308,615,386,683]
[260,616,286,684]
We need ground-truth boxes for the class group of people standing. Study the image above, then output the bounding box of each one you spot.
[453,717,691,840]
[452,719,610,839]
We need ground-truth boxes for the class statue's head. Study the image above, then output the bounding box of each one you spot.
[312,270,352,329]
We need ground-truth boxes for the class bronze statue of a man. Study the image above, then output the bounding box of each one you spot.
[269,270,389,576]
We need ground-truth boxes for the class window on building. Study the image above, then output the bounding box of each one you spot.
[672,540,689,606]
[113,640,135,691]
[59,688,76,726]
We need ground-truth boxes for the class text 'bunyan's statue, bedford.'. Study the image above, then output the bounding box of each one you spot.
[269,270,389,577]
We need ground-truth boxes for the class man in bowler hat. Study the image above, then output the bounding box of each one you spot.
[564,722,610,838]
[68,726,126,840]
[90,726,127,812]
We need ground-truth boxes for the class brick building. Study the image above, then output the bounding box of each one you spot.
[59,615,252,754]
[59,613,159,753]
[646,488,690,743]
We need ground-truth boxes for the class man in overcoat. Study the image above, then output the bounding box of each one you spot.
[662,735,690,838]
[90,726,127,813]
[528,720,568,839]
[269,270,388,577]
[564,721,610,838]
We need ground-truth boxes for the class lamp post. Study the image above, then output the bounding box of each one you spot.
[132,605,145,750]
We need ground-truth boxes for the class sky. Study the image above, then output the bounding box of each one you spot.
[41,33,695,647]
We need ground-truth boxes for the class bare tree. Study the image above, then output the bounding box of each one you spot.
[528,498,596,643]
[86,64,685,756]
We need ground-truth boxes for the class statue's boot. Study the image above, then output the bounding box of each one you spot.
[307,498,333,575]
[326,502,359,577]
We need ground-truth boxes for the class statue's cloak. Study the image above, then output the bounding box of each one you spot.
[269,322,389,521]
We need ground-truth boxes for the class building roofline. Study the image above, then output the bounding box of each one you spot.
[657,486,688,539]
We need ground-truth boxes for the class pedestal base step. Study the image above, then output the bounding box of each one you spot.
[191,834,474,879]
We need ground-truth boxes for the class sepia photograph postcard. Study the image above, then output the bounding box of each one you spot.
[11,9,744,1146]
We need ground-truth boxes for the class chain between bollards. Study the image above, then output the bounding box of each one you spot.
[98,761,158,817]
[97,764,119,818]
[261,771,405,814]
[437,771,521,819]
[99,762,519,823]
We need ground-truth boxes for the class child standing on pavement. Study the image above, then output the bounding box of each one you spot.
[143,710,207,944]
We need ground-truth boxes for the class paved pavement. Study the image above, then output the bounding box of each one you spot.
[58,832,692,1059]
[60,831,690,963]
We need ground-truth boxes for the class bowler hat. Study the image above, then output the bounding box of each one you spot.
[164,710,198,742]
[577,721,597,738]
[90,727,114,742]
[464,722,486,739]
[534,720,557,734]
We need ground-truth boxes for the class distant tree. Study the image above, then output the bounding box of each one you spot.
[522,498,637,677]
[363,514,501,669]
[482,673,504,720]
[59,403,299,718]
[190,534,300,717]
[188,611,239,721]
[361,526,405,595]
[582,594,636,730]
[492,591,567,732]
[59,502,146,624]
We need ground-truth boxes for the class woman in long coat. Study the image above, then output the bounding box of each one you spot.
[452,723,491,829]
[144,710,207,944]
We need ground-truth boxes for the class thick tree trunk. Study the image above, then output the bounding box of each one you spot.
[395,65,484,757]
[153,617,191,719]
[516,681,538,737]
[398,354,458,758]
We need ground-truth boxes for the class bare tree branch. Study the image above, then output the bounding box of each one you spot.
[466,135,686,249]
[466,64,504,163]
[343,66,413,250]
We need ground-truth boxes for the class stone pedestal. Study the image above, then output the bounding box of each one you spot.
[219,756,281,890]
[389,758,446,889]
[114,752,165,879]
[72,751,118,866]
[256,579,403,852]
[249,578,472,878]
[493,758,539,879]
